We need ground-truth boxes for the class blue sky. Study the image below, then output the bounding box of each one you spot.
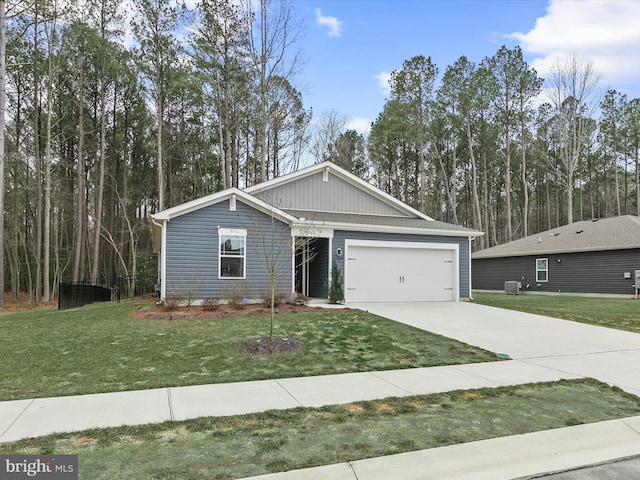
[295,0,640,134]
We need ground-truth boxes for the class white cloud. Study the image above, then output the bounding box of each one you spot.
[374,71,392,96]
[510,0,640,86]
[315,8,342,38]
[346,117,372,136]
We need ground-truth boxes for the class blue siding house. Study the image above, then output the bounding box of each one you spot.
[152,162,483,303]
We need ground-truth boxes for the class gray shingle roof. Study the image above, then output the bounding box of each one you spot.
[472,215,640,259]
[285,209,481,235]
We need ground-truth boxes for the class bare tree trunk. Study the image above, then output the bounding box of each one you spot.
[43,45,54,301]
[258,0,267,182]
[0,0,5,304]
[432,143,459,224]
[624,151,629,214]
[503,146,512,240]
[91,52,108,279]
[481,132,490,246]
[613,133,621,216]
[245,0,302,183]
[33,6,42,300]
[521,124,529,237]
[466,117,483,247]
[636,147,640,216]
[546,172,551,230]
[41,1,60,301]
[419,143,426,212]
[546,55,600,226]
[156,63,164,211]
[72,54,86,282]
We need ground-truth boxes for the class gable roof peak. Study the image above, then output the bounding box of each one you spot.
[245,161,435,221]
[151,187,296,223]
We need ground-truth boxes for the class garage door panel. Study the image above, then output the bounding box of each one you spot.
[345,243,457,303]
[346,246,402,302]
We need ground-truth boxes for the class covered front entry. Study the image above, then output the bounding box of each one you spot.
[344,240,458,303]
[295,237,330,298]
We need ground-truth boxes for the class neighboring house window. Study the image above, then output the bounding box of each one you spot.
[219,228,246,279]
[536,258,548,282]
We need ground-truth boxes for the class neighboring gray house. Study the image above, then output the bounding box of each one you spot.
[151,161,482,303]
[472,215,640,295]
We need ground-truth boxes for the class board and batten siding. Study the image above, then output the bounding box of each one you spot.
[332,231,471,297]
[472,248,640,295]
[252,171,405,216]
[165,200,293,300]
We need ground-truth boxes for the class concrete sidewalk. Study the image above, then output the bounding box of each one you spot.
[2,301,640,479]
[0,360,577,443]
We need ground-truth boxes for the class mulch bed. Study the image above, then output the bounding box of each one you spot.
[130,303,308,355]
[239,336,304,355]
[130,303,309,321]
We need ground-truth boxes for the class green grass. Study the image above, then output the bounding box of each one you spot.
[0,302,498,401]
[2,379,638,480]
[473,292,640,333]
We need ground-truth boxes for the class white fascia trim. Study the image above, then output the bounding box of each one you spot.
[345,239,459,251]
[299,220,483,238]
[245,161,436,222]
[218,227,247,236]
[152,189,238,220]
[244,162,328,194]
[151,188,297,225]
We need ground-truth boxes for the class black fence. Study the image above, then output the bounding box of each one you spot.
[58,275,158,310]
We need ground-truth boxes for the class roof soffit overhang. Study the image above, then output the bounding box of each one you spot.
[292,218,483,239]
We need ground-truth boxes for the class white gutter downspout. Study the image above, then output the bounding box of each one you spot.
[151,216,166,300]
[468,236,474,300]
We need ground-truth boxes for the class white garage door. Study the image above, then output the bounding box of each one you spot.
[344,240,458,303]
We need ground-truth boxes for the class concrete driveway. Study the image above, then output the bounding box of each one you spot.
[352,302,640,397]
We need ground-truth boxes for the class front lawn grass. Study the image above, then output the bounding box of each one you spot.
[2,379,638,480]
[473,292,640,333]
[0,302,498,401]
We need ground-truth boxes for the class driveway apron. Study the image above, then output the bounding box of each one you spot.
[352,302,640,396]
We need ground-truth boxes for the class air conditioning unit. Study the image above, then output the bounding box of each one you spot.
[504,281,521,295]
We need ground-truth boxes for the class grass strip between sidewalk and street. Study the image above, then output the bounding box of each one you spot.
[1,379,639,479]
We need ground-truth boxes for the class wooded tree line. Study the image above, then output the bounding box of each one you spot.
[367,50,640,250]
[2,0,639,303]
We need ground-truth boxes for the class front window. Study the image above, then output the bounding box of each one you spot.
[219,228,246,279]
[536,258,548,282]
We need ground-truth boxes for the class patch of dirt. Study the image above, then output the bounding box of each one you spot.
[372,401,394,414]
[130,303,309,321]
[0,291,57,311]
[239,336,304,355]
[460,392,483,401]
[130,302,320,356]
[71,436,95,447]
[343,403,365,414]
